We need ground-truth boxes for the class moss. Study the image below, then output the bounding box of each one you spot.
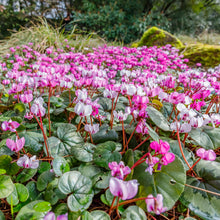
[181,43,220,67]
[136,26,183,49]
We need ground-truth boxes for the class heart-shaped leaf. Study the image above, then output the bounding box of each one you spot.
[92,125,118,144]
[90,210,111,220]
[120,206,147,220]
[6,183,29,206]
[133,155,186,211]
[71,143,96,162]
[16,168,37,183]
[0,155,20,175]
[15,200,51,220]
[58,171,94,212]
[53,156,70,176]
[37,170,55,191]
[93,141,121,168]
[180,160,220,220]
[0,175,14,198]
[45,124,83,157]
[147,106,170,131]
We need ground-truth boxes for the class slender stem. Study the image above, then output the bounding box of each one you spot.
[110,99,114,129]
[189,158,201,171]
[109,196,117,215]
[176,121,191,170]
[112,197,147,211]
[39,113,50,157]
[185,184,220,197]
[116,196,120,218]
[121,121,126,153]
[48,87,52,137]
[77,117,83,132]
[182,133,188,145]
[133,135,150,151]
[130,152,149,170]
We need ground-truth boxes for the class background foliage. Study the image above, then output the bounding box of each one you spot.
[0,0,219,43]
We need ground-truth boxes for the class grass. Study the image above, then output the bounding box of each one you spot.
[0,19,107,56]
[177,31,220,45]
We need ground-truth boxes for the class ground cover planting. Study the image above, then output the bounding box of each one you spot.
[0,42,220,220]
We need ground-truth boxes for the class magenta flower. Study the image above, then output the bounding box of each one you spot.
[17,155,39,169]
[6,137,25,152]
[149,140,170,154]
[1,120,20,132]
[160,152,175,165]
[44,212,68,220]
[109,177,139,200]
[196,148,216,161]
[108,161,131,179]
[145,194,167,215]
[113,110,129,121]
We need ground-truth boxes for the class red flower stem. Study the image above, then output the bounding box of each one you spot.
[121,121,126,153]
[109,196,117,215]
[124,121,140,150]
[176,121,191,170]
[39,112,50,158]
[69,89,71,104]
[127,95,135,121]
[116,196,120,218]
[130,152,150,170]
[182,133,188,145]
[189,158,201,171]
[113,93,120,110]
[48,87,52,137]
[77,117,83,132]
[132,135,150,151]
[111,197,148,211]
[110,99,114,129]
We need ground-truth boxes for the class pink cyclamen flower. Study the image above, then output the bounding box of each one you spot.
[196,148,216,161]
[20,93,33,103]
[113,110,129,121]
[145,194,167,215]
[149,140,170,154]
[84,124,99,134]
[108,161,131,179]
[31,97,46,117]
[6,137,25,152]
[160,152,175,165]
[109,177,139,200]
[1,120,20,132]
[43,212,68,220]
[17,155,39,169]
[145,155,160,175]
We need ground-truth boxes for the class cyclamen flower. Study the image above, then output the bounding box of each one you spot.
[44,212,68,220]
[108,161,131,179]
[145,194,167,215]
[6,137,25,152]
[74,102,93,117]
[17,155,39,169]
[31,97,46,117]
[20,93,33,103]
[150,140,170,154]
[160,152,175,165]
[145,155,160,175]
[75,89,88,102]
[136,120,148,135]
[1,120,20,132]
[196,148,216,161]
[109,177,139,200]
[113,110,129,121]
[24,111,34,120]
[84,124,99,134]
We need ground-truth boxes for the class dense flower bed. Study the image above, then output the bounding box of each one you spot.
[0,43,220,220]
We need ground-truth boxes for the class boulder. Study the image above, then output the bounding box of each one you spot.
[134,26,183,49]
[181,43,220,67]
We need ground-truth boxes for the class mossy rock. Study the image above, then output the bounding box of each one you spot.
[181,43,220,67]
[134,26,183,49]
